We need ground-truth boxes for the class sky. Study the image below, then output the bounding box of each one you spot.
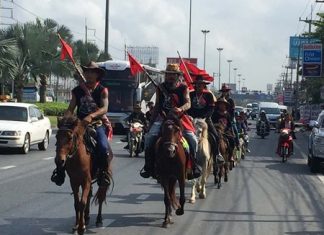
[1,0,321,91]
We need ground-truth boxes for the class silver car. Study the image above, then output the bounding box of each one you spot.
[308,111,324,172]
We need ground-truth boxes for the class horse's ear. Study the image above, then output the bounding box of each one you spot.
[57,116,64,129]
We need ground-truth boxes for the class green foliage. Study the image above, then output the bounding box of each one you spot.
[35,102,68,116]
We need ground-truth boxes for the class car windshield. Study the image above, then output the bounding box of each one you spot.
[260,107,280,115]
[0,106,28,122]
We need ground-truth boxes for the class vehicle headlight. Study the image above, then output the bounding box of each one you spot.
[2,131,22,136]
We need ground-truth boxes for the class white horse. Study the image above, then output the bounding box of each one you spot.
[190,118,213,203]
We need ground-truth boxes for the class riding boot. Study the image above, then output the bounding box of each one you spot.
[97,155,111,187]
[140,147,155,178]
[51,167,66,186]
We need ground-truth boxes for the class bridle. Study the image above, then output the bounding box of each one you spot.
[162,119,181,157]
[57,128,78,159]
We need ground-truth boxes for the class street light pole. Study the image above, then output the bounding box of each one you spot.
[217,48,223,90]
[227,60,232,84]
[201,29,210,69]
[188,0,192,58]
[238,73,242,93]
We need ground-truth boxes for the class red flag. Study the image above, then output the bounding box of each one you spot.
[58,34,75,63]
[182,61,214,82]
[179,61,194,90]
[127,52,144,76]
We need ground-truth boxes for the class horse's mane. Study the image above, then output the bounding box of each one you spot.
[163,112,183,131]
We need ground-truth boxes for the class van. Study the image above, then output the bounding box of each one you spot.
[259,102,281,126]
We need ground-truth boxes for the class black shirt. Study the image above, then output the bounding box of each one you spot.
[72,84,106,120]
[188,90,214,118]
[158,83,187,114]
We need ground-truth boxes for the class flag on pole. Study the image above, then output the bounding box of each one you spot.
[179,61,194,90]
[127,52,145,76]
[58,34,75,63]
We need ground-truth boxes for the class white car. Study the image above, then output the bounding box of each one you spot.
[0,102,52,154]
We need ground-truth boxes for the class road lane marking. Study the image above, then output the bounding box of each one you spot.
[0,165,16,170]
[115,141,122,144]
[43,157,54,160]
[136,194,150,200]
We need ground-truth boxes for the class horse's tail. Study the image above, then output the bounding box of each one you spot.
[92,175,114,205]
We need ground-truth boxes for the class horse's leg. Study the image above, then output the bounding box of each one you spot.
[199,150,208,199]
[71,184,80,233]
[176,175,185,216]
[84,186,92,226]
[224,161,228,182]
[162,181,171,228]
[78,181,91,235]
[218,164,223,189]
[96,186,108,227]
[189,179,196,204]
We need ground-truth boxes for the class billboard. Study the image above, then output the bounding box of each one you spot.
[166,57,198,65]
[302,43,322,77]
[289,36,319,60]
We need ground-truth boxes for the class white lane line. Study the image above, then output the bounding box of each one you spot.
[0,165,16,170]
[136,194,150,200]
[115,141,122,144]
[43,157,54,160]
[294,141,324,185]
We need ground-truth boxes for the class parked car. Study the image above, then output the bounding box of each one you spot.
[235,106,244,114]
[308,111,324,172]
[0,103,52,154]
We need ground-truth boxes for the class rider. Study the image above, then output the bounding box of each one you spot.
[218,84,239,148]
[140,63,200,179]
[276,112,294,155]
[256,110,270,134]
[51,61,112,187]
[145,101,155,123]
[187,75,224,162]
[123,103,147,149]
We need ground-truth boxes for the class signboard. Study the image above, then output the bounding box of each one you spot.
[283,88,294,105]
[166,57,198,65]
[302,43,322,77]
[289,36,319,60]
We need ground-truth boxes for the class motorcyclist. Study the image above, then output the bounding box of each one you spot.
[256,110,270,134]
[140,63,200,179]
[235,111,250,153]
[187,75,224,162]
[123,103,147,149]
[276,113,294,155]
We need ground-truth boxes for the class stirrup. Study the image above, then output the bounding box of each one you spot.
[216,154,225,163]
[97,170,111,187]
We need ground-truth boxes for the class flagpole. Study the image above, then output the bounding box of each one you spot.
[177,50,193,82]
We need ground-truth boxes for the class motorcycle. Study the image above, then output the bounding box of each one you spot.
[128,122,144,158]
[279,128,293,163]
[257,120,269,139]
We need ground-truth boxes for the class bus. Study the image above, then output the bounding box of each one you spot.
[97,60,163,131]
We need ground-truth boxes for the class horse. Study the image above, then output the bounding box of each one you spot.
[189,118,213,203]
[55,116,112,235]
[155,113,186,228]
[214,123,229,188]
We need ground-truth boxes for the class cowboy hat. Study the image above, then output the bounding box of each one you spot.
[219,83,231,92]
[215,97,230,108]
[81,61,105,79]
[162,63,183,74]
[191,75,210,84]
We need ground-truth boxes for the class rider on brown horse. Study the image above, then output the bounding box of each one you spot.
[51,61,112,187]
[140,63,201,179]
[187,75,224,163]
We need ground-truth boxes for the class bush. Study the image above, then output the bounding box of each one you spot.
[35,102,68,116]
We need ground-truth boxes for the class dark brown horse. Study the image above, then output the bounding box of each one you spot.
[214,123,229,188]
[155,113,186,228]
[55,116,112,235]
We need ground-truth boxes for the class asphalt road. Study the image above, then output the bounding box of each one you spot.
[1,124,324,235]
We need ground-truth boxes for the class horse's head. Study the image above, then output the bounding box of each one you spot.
[55,116,80,169]
[161,112,183,158]
[194,118,207,140]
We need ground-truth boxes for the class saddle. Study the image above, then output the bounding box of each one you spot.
[84,126,97,156]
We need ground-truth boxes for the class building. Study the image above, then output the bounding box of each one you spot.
[127,46,159,67]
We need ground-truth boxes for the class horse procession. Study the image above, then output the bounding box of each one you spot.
[51,57,254,234]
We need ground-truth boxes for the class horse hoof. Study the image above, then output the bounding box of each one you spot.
[214,176,219,184]
[96,221,103,227]
[199,193,206,199]
[224,176,228,182]
[162,221,169,228]
[77,226,86,235]
[176,208,184,216]
[189,198,196,204]
[72,225,78,233]
[218,183,222,189]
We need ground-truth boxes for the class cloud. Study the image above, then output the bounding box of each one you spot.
[11,0,311,90]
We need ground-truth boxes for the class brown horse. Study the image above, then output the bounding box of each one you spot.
[155,113,186,228]
[55,116,112,235]
[214,123,229,188]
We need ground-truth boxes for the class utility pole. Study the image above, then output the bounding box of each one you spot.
[104,0,110,55]
[227,60,232,84]
[188,0,192,58]
[201,30,210,69]
[217,48,223,90]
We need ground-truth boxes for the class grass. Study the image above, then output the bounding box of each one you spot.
[48,116,57,128]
